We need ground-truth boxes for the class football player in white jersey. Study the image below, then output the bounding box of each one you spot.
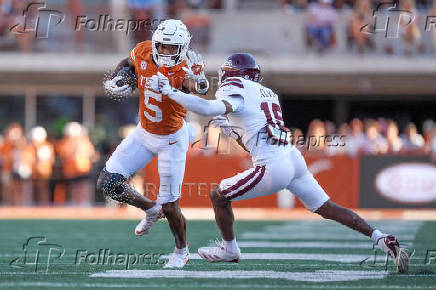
[149,53,409,273]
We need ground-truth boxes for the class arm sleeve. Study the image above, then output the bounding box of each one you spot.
[168,90,227,116]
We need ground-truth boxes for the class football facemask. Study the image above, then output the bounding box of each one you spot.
[152,19,191,68]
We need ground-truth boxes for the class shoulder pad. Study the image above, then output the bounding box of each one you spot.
[139,40,153,52]
[219,77,244,89]
[131,41,152,61]
[216,80,245,100]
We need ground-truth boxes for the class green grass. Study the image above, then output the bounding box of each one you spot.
[0,219,435,289]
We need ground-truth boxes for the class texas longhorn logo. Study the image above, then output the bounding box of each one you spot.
[9,2,65,39]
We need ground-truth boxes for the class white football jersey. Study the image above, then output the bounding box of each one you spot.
[215,77,291,165]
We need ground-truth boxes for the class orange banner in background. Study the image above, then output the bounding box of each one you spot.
[143,150,360,209]
[143,152,278,208]
[302,154,359,208]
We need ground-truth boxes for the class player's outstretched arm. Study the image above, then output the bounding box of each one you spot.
[151,72,232,116]
[168,89,231,116]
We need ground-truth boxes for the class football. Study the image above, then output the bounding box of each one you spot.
[116,66,138,89]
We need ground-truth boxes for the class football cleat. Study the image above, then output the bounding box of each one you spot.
[377,235,409,273]
[163,247,190,268]
[135,204,163,236]
[198,239,241,263]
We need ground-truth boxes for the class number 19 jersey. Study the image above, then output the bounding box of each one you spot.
[129,40,188,135]
[215,77,291,165]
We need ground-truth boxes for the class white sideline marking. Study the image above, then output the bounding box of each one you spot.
[3,282,436,289]
[280,221,423,226]
[269,221,424,232]
[263,226,420,235]
[264,223,421,229]
[162,253,370,263]
[238,241,373,249]
[90,269,387,282]
[263,222,423,234]
[240,232,415,240]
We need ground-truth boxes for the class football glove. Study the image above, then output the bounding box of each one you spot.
[210,116,241,140]
[185,49,205,76]
[184,50,209,94]
[104,76,132,96]
[147,74,160,93]
[156,72,173,96]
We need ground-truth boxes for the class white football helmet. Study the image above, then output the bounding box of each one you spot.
[152,19,191,68]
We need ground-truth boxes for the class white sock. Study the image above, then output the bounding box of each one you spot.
[223,238,238,253]
[175,246,188,254]
[146,203,161,214]
[371,229,384,243]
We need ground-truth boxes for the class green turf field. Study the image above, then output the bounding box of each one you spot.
[1,219,435,289]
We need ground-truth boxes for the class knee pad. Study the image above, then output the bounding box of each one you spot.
[97,168,132,203]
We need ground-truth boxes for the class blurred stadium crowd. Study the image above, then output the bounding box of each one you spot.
[290,0,431,54]
[0,122,97,206]
[1,0,436,55]
[0,0,435,206]
[0,117,435,206]
[297,117,436,154]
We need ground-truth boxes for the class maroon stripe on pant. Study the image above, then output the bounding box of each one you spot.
[229,165,266,200]
[222,166,261,196]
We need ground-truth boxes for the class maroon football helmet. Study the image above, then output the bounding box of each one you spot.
[219,53,261,84]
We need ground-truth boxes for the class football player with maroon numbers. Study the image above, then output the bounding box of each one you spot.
[149,52,409,273]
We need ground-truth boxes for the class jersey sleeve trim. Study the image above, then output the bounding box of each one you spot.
[129,47,136,63]
[219,78,244,89]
